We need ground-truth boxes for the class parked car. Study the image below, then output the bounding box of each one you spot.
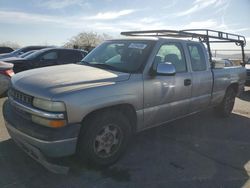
[0,46,50,59]
[0,47,14,54]
[19,50,37,58]
[1,48,87,73]
[246,58,250,86]
[2,29,246,173]
[0,61,14,97]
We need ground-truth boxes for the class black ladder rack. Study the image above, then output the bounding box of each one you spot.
[120,29,246,64]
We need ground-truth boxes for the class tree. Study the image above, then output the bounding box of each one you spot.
[64,32,112,51]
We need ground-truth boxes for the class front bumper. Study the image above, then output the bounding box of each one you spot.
[5,120,78,158]
[6,121,70,174]
[3,99,81,173]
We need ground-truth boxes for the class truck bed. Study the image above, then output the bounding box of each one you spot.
[212,66,246,104]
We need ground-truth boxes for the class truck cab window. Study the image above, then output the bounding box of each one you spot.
[188,44,207,71]
[154,43,187,73]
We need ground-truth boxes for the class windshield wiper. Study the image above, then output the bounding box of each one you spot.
[92,63,116,70]
[80,60,90,65]
[82,63,117,71]
[80,61,109,69]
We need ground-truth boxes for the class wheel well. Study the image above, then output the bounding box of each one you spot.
[81,104,137,133]
[228,83,239,94]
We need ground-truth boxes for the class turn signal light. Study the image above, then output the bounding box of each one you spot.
[0,69,14,77]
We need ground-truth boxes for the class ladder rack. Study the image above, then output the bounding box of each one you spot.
[121,29,246,64]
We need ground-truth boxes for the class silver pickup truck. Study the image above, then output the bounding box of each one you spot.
[3,29,246,172]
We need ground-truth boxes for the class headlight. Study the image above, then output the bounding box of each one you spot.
[33,97,66,112]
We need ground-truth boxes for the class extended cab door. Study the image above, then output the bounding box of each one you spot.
[143,42,192,129]
[186,43,213,113]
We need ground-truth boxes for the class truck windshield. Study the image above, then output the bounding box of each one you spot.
[80,40,154,73]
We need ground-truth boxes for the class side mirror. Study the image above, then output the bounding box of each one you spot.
[156,62,176,76]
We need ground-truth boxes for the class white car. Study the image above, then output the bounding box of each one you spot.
[0,61,14,97]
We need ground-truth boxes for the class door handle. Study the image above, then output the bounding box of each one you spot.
[184,79,192,86]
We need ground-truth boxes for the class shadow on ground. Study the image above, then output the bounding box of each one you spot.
[1,110,250,188]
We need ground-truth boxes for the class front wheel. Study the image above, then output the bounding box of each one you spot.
[77,111,132,167]
[215,87,236,117]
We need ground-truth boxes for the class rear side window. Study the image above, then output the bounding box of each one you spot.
[187,43,207,71]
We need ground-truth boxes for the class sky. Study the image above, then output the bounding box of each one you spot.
[0,0,249,50]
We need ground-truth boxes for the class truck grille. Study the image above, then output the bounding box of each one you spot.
[8,88,33,106]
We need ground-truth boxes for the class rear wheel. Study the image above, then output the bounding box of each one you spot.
[215,87,236,117]
[77,110,132,167]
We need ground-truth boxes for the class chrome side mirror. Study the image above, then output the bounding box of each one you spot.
[156,62,176,76]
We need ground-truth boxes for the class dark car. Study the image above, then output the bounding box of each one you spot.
[19,50,37,58]
[0,46,51,59]
[2,48,87,73]
[0,47,14,54]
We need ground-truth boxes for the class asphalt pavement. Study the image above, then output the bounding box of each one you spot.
[0,88,250,188]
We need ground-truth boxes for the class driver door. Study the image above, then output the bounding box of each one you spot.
[143,42,192,129]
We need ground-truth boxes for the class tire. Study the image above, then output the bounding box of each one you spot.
[215,87,236,117]
[77,110,132,167]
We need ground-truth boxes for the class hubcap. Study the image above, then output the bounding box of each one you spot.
[94,124,122,158]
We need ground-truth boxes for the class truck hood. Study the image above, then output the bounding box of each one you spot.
[12,64,131,99]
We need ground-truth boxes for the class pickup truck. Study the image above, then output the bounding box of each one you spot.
[2,29,246,173]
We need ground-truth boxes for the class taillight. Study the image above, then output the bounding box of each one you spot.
[0,69,14,77]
